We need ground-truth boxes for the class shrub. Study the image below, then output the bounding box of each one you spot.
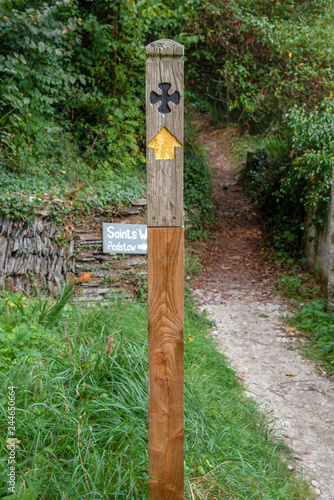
[284,99,334,229]
[247,135,302,252]
[188,0,334,129]
[184,121,214,240]
[247,98,334,252]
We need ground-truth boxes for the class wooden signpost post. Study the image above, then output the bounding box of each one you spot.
[146,39,184,499]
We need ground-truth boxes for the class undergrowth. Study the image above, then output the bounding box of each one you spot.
[0,288,312,499]
[267,256,333,374]
[184,119,214,240]
[0,115,213,241]
[290,300,334,375]
[247,99,334,253]
[0,155,146,224]
[271,272,321,302]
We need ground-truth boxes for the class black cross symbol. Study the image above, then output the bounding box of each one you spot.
[150,83,180,114]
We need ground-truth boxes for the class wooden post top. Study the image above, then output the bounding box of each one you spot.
[146,38,184,227]
[146,39,184,58]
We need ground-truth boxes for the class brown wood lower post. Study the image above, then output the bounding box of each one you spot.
[148,227,184,499]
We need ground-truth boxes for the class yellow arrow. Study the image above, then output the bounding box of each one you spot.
[147,127,182,160]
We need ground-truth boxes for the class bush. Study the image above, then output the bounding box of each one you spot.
[184,121,214,240]
[2,0,334,172]
[247,98,334,252]
[0,0,202,172]
[188,0,334,129]
[247,135,302,252]
[284,99,334,229]
[0,1,81,169]
[1,0,215,233]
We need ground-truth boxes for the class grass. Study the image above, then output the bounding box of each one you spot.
[265,258,334,374]
[0,288,312,499]
[290,300,334,375]
[270,272,321,302]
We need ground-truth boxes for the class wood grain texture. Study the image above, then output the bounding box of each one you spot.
[146,39,184,227]
[146,39,184,58]
[148,227,184,499]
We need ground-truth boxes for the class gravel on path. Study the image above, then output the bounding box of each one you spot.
[190,113,334,499]
[195,290,334,500]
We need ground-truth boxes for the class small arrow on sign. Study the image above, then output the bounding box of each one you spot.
[138,242,148,251]
[147,127,182,160]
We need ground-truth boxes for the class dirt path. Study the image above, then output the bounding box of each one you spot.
[190,114,334,500]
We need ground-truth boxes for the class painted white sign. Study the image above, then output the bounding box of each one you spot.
[102,223,147,254]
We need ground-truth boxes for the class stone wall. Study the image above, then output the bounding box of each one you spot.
[0,210,147,301]
[74,227,147,303]
[303,173,334,311]
[326,177,334,312]
[0,216,75,296]
[304,213,331,291]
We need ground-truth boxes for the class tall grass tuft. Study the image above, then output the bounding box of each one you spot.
[0,291,312,499]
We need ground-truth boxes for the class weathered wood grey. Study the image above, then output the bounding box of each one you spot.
[146,39,184,227]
